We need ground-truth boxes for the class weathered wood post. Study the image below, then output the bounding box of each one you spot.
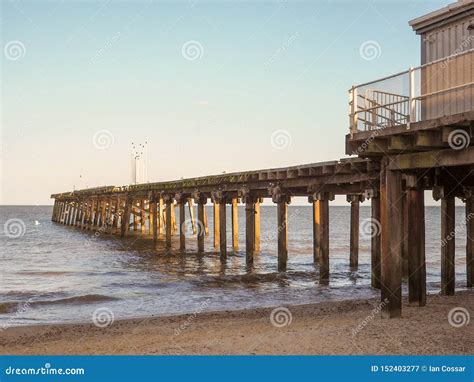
[369,190,381,289]
[255,201,261,252]
[312,192,333,283]
[149,195,158,243]
[405,175,426,306]
[270,186,291,272]
[112,198,120,232]
[232,198,239,250]
[193,192,207,253]
[311,198,321,264]
[212,191,228,260]
[434,186,456,296]
[92,199,100,229]
[75,201,83,227]
[52,200,58,222]
[175,193,187,251]
[100,199,107,228]
[58,202,64,223]
[239,188,256,267]
[141,200,147,235]
[121,197,132,237]
[66,203,74,226]
[347,194,362,269]
[213,201,220,248]
[464,189,474,288]
[158,197,165,236]
[380,160,403,318]
[163,194,174,249]
[187,198,197,234]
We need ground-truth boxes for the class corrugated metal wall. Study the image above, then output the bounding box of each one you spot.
[421,16,473,120]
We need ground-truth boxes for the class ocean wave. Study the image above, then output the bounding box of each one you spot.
[0,294,120,314]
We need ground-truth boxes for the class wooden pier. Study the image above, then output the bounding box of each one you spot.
[51,0,474,318]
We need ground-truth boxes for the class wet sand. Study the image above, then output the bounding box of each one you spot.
[1,292,472,355]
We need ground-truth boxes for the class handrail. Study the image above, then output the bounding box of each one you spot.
[350,48,474,90]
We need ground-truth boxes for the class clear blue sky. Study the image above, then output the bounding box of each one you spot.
[1,0,448,205]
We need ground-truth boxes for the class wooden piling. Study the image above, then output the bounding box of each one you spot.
[406,176,426,306]
[219,202,227,259]
[121,198,132,237]
[93,199,100,228]
[371,194,381,289]
[179,201,186,250]
[193,193,207,252]
[245,199,256,267]
[312,199,321,264]
[441,192,455,296]
[187,198,197,234]
[150,198,158,243]
[465,194,474,288]
[380,163,403,318]
[255,201,261,252]
[141,200,147,235]
[232,198,239,250]
[213,202,220,248]
[158,198,164,236]
[165,197,173,249]
[319,197,330,283]
[347,194,360,269]
[277,200,288,272]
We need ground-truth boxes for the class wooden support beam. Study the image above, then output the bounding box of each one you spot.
[164,196,173,249]
[347,194,361,269]
[255,201,261,252]
[465,193,474,288]
[213,202,220,248]
[179,202,186,250]
[406,176,426,306]
[245,199,256,267]
[193,192,207,253]
[187,199,197,234]
[52,200,58,222]
[380,161,403,318]
[219,202,227,260]
[203,206,209,236]
[112,198,120,231]
[93,199,100,228]
[100,200,107,228]
[141,200,147,235]
[312,199,321,265]
[150,199,158,243]
[171,202,177,232]
[371,194,381,289]
[121,198,132,237]
[158,198,164,236]
[270,187,291,272]
[232,198,239,250]
[319,197,330,283]
[440,190,455,296]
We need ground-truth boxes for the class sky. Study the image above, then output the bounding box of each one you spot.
[1,0,451,205]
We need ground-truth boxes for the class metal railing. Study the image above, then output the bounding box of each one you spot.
[349,48,474,135]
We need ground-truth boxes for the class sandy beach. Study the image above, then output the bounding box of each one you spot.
[1,292,472,355]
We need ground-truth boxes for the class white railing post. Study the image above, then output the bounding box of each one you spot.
[408,67,416,129]
[350,86,358,137]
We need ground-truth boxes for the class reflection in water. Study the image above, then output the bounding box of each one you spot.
[0,205,469,326]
